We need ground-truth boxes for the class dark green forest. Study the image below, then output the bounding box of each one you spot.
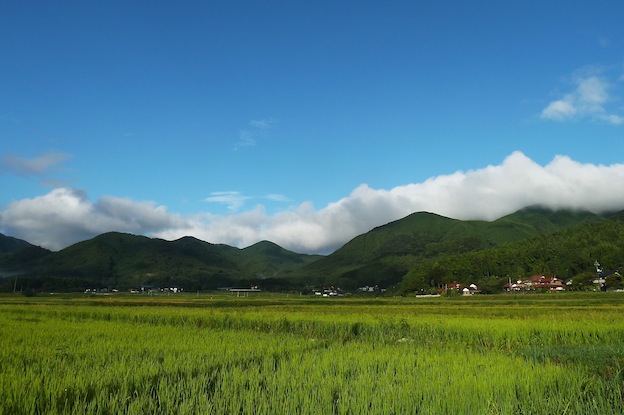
[398,219,624,294]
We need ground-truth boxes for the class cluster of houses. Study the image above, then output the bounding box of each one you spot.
[438,282,480,296]
[441,272,621,296]
[590,261,621,291]
[358,285,387,293]
[86,286,185,294]
[128,286,183,294]
[84,288,119,294]
[503,261,621,293]
[314,286,344,297]
[439,261,622,295]
[504,275,565,292]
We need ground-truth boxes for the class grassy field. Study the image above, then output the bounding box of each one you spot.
[1,292,623,414]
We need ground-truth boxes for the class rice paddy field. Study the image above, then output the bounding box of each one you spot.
[1,292,624,414]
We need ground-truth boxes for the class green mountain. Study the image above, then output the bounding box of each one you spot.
[0,233,36,253]
[0,234,51,278]
[293,207,607,289]
[0,232,321,291]
[1,207,621,293]
[398,213,624,294]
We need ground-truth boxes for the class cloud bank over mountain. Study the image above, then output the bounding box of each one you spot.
[2,151,624,253]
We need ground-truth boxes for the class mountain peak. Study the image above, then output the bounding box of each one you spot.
[0,233,36,253]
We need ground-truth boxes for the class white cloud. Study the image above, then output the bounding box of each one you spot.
[250,118,276,129]
[541,98,577,121]
[236,130,257,148]
[203,192,291,212]
[541,74,622,124]
[1,151,71,177]
[204,191,250,211]
[2,152,624,254]
[264,193,291,202]
[0,188,185,250]
[598,114,624,125]
[235,118,277,149]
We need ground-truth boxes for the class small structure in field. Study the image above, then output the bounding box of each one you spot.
[229,286,261,297]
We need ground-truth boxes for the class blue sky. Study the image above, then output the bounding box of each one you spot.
[1,1,624,253]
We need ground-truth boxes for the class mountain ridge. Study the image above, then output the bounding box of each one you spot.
[1,206,622,292]
[292,207,608,289]
[0,232,38,254]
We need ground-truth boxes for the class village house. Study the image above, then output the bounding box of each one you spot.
[504,274,566,292]
[590,261,621,290]
[437,282,479,295]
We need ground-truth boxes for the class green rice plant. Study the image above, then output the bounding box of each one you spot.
[1,293,624,414]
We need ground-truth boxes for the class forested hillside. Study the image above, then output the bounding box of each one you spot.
[398,218,624,294]
[0,232,321,292]
[295,207,608,290]
[1,207,622,293]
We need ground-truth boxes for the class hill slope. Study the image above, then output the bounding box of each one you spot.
[399,214,624,293]
[294,207,607,289]
[1,207,619,293]
[0,233,36,253]
[0,234,51,278]
[0,232,321,291]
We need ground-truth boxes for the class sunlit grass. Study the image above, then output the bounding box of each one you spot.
[1,292,623,414]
